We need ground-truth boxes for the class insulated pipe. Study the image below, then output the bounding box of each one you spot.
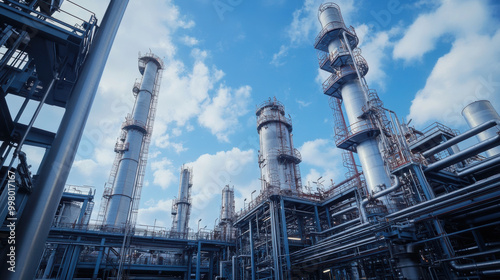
[450,259,500,271]
[456,154,500,177]
[360,175,400,222]
[387,173,500,221]
[0,1,129,279]
[331,205,358,219]
[298,236,378,263]
[422,120,500,158]
[311,218,360,235]
[425,133,500,172]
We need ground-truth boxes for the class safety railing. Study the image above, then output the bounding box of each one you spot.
[322,67,356,94]
[334,119,378,146]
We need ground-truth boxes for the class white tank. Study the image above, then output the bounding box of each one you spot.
[462,100,500,157]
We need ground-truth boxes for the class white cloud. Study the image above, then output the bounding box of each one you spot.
[403,0,500,126]
[198,85,252,142]
[393,0,489,61]
[151,158,176,189]
[296,99,312,108]
[186,148,257,228]
[408,31,500,126]
[270,45,288,66]
[355,24,399,90]
[137,199,173,227]
[181,35,199,46]
[299,138,343,188]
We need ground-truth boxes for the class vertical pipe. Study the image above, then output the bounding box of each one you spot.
[314,206,322,232]
[196,241,201,280]
[249,220,256,280]
[280,198,292,280]
[185,250,192,280]
[0,1,129,278]
[42,249,56,279]
[77,198,89,225]
[92,238,106,279]
[269,200,281,280]
[325,206,332,227]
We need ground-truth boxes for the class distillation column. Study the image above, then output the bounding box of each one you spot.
[462,100,500,157]
[219,185,235,240]
[171,166,193,236]
[102,53,163,228]
[256,98,302,194]
[315,3,392,208]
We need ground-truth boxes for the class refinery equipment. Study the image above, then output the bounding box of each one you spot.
[1,1,500,279]
[171,165,193,238]
[0,0,128,279]
[257,98,302,194]
[230,2,500,280]
[216,185,236,241]
[98,51,164,230]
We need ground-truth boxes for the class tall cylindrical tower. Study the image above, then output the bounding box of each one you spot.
[256,98,302,194]
[315,3,392,207]
[171,166,193,236]
[462,100,500,157]
[220,185,235,222]
[218,185,235,240]
[100,52,164,229]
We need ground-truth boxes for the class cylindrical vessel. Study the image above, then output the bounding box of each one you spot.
[220,185,235,221]
[462,100,500,157]
[104,57,161,228]
[318,3,345,30]
[315,2,393,211]
[256,99,301,193]
[172,167,192,234]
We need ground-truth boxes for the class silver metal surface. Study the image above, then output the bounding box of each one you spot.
[462,100,500,157]
[1,1,129,278]
[318,3,344,29]
[221,185,235,221]
[172,167,192,234]
[257,99,301,193]
[104,59,160,228]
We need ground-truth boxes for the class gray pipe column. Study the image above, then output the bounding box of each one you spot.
[0,1,128,279]
[104,59,159,228]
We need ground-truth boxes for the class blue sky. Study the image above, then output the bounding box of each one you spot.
[27,0,499,231]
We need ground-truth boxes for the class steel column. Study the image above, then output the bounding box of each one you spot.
[280,198,292,280]
[196,241,201,280]
[249,219,256,280]
[0,1,129,278]
[92,238,106,280]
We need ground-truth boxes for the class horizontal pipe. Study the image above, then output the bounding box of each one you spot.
[387,173,500,221]
[297,236,378,263]
[482,270,500,275]
[311,218,360,235]
[331,206,358,219]
[423,120,500,158]
[457,154,500,177]
[293,223,377,257]
[450,259,500,271]
[425,133,500,172]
